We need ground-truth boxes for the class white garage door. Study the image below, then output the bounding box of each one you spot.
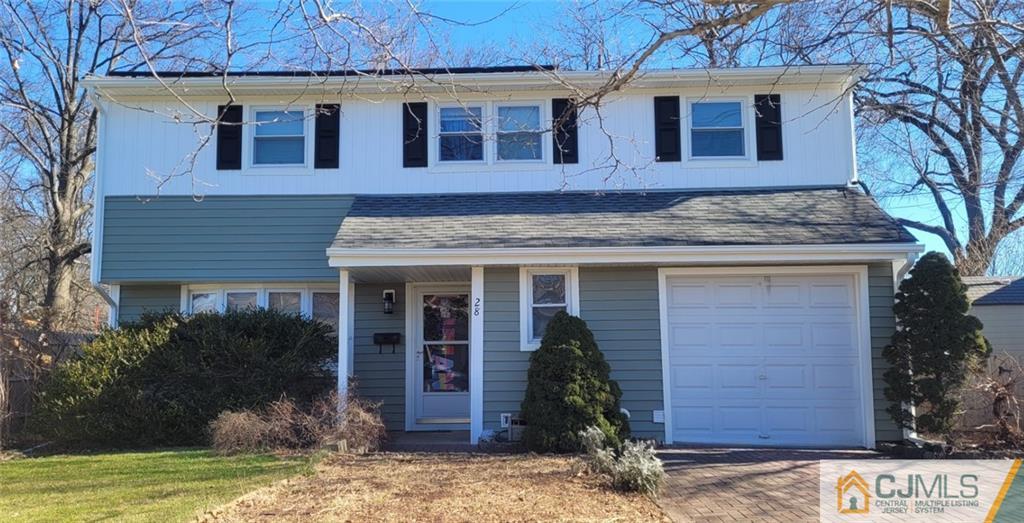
[665,273,866,447]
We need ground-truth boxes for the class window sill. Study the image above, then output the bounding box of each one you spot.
[427,161,551,174]
[681,158,758,169]
[241,165,316,176]
[520,341,541,352]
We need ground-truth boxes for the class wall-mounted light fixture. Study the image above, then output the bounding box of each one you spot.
[382,289,396,314]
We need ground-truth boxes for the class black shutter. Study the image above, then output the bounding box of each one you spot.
[755,94,783,161]
[402,102,428,167]
[552,98,578,164]
[314,104,340,169]
[216,105,242,170]
[653,96,681,162]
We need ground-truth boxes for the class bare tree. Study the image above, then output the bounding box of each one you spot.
[0,0,214,329]
[778,0,1024,275]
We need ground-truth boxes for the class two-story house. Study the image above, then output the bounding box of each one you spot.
[84,65,922,448]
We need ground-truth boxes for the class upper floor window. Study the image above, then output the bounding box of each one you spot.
[689,101,744,158]
[253,109,305,165]
[439,106,483,162]
[497,105,542,161]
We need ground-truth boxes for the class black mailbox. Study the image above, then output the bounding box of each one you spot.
[373,332,401,354]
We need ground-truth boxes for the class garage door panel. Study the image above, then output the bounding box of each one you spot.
[715,283,759,307]
[672,406,714,432]
[719,364,761,391]
[719,406,761,432]
[763,324,805,348]
[668,283,712,308]
[666,273,865,447]
[808,282,853,307]
[813,364,858,392]
[671,364,713,391]
[764,406,810,433]
[718,323,759,348]
[669,324,712,347]
[763,364,806,390]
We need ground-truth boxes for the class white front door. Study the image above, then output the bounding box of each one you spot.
[665,273,866,447]
[412,287,470,429]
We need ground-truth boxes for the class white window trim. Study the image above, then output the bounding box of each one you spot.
[494,101,547,164]
[224,288,260,312]
[429,100,549,171]
[181,283,338,317]
[518,266,580,351]
[243,105,315,175]
[435,103,486,165]
[682,95,756,168]
[266,288,304,315]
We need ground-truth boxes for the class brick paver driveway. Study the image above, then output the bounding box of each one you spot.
[657,447,884,522]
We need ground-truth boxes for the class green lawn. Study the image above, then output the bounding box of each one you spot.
[0,449,308,522]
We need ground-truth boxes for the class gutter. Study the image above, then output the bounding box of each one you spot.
[83,65,867,98]
[327,242,925,268]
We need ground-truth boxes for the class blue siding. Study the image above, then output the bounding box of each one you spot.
[482,268,529,433]
[118,285,180,323]
[579,267,664,440]
[869,262,901,442]
[352,283,406,430]
[481,267,665,440]
[101,195,353,282]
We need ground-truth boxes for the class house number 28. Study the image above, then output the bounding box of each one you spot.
[473,297,482,316]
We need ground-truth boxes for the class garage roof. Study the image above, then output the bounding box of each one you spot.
[963,277,1024,306]
[331,187,916,250]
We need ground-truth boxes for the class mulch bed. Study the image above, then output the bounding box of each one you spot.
[201,452,668,522]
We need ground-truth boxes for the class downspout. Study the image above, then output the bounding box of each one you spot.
[86,84,117,325]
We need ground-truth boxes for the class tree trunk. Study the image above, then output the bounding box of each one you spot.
[39,254,75,331]
[957,237,1000,277]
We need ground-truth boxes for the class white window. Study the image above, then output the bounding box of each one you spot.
[182,286,340,326]
[253,109,305,165]
[268,290,302,315]
[438,106,484,162]
[519,267,580,350]
[496,104,542,161]
[689,101,745,158]
[190,292,218,314]
[312,292,340,332]
[225,290,258,311]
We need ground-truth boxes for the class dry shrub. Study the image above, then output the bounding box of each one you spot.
[210,411,271,454]
[210,390,385,455]
[960,353,1024,449]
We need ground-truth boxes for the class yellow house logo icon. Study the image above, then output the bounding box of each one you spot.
[836,470,871,514]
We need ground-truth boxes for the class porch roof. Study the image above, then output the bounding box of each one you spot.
[330,187,916,250]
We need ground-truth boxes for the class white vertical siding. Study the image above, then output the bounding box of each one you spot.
[99,86,854,196]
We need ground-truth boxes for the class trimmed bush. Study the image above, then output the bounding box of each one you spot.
[519,312,629,453]
[32,309,336,447]
[883,252,992,437]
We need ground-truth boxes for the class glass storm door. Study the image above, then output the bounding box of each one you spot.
[414,290,470,426]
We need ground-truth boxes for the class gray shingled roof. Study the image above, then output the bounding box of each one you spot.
[963,277,1024,306]
[331,187,917,250]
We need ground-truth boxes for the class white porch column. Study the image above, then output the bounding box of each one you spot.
[338,269,352,406]
[470,266,485,444]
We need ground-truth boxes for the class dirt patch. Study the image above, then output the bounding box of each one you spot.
[201,452,667,522]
